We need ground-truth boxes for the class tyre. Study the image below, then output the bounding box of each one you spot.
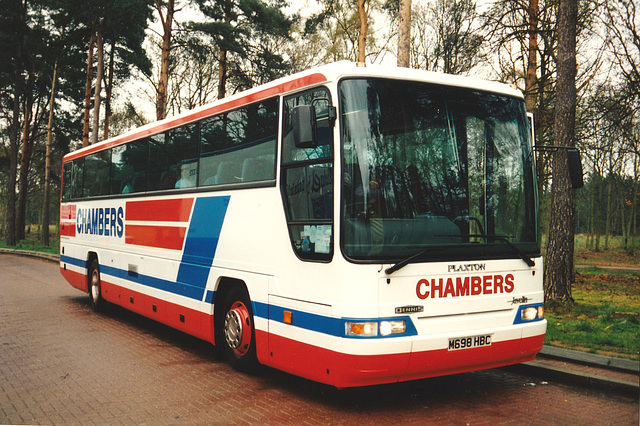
[88,258,105,312]
[222,286,258,372]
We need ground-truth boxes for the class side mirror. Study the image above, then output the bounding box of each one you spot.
[292,105,317,148]
[567,148,583,189]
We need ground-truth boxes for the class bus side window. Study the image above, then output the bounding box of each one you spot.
[62,162,72,201]
[149,133,175,191]
[71,158,85,199]
[170,124,198,189]
[84,151,111,197]
[199,97,278,187]
[111,140,149,194]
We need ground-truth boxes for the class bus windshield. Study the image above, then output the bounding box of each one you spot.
[340,78,538,262]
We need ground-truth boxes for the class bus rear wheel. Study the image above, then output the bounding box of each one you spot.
[88,258,105,312]
[222,287,258,372]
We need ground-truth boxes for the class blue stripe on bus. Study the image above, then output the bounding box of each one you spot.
[63,257,207,301]
[252,300,269,319]
[100,264,206,301]
[265,303,343,336]
[176,196,230,289]
[60,254,86,269]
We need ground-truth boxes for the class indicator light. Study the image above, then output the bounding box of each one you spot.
[345,321,378,337]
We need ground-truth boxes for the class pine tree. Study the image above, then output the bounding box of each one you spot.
[544,0,578,302]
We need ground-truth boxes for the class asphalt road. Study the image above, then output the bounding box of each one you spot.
[1,254,638,424]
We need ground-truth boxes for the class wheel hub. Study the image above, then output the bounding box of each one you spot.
[224,302,251,356]
[91,271,100,301]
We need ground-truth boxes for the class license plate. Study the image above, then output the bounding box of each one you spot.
[448,334,492,351]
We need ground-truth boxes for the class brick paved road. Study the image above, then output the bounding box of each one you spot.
[1,254,638,425]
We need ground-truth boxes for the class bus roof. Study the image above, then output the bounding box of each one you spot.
[64,61,523,163]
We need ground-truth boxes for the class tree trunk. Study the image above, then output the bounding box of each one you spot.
[626,155,638,255]
[605,173,612,250]
[82,32,96,148]
[357,0,367,63]
[595,173,602,251]
[156,0,174,121]
[103,39,115,140]
[525,0,538,113]
[217,8,232,100]
[588,174,597,250]
[16,93,35,241]
[218,48,227,100]
[6,65,21,247]
[397,0,411,68]
[621,184,628,250]
[91,23,104,145]
[543,0,578,303]
[42,59,58,247]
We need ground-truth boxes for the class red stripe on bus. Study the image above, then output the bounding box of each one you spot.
[63,73,328,162]
[125,198,194,222]
[100,279,214,343]
[60,224,76,237]
[263,332,545,388]
[60,266,86,292]
[125,225,187,250]
[401,334,544,383]
[264,332,410,387]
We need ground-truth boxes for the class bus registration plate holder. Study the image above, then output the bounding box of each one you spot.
[448,335,492,351]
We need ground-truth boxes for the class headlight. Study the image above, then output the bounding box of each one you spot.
[380,320,407,336]
[514,303,545,324]
[521,307,538,321]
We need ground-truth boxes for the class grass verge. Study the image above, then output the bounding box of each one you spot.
[0,229,59,255]
[573,234,640,267]
[544,266,640,359]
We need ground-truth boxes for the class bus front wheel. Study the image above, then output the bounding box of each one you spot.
[88,258,105,312]
[222,287,258,372]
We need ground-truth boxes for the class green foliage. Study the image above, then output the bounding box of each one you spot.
[191,0,292,89]
[573,235,640,266]
[80,0,154,76]
[0,226,59,254]
[544,268,640,358]
[297,0,390,66]
[426,0,484,74]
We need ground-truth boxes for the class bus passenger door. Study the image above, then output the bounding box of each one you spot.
[279,87,335,263]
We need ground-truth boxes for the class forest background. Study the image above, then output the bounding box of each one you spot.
[0,0,638,281]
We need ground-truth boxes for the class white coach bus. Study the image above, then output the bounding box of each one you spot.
[60,61,545,388]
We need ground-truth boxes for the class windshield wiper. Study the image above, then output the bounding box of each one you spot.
[385,247,450,275]
[459,234,536,267]
[384,234,535,275]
